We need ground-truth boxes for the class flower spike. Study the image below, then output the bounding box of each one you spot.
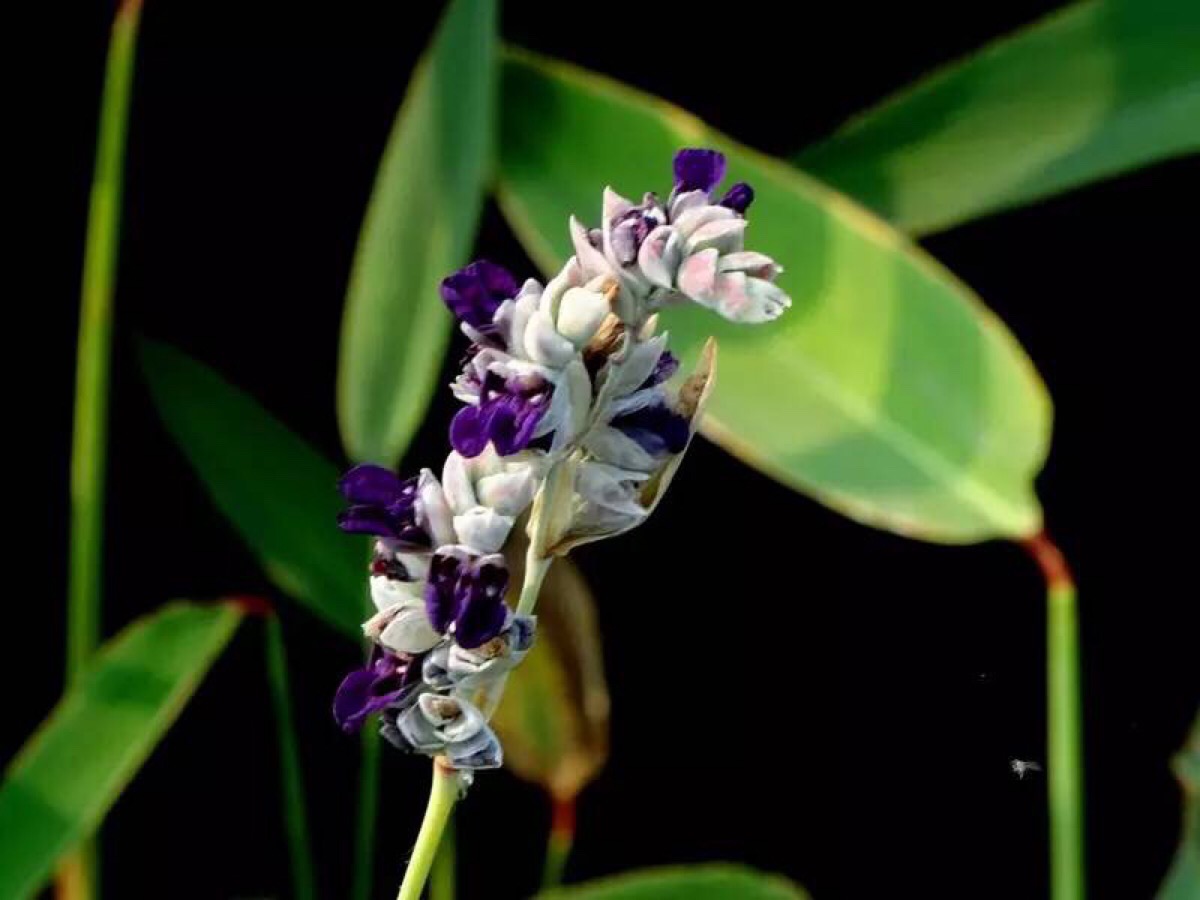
[333,148,786,776]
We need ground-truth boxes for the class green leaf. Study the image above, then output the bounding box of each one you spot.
[140,339,363,635]
[796,0,1200,235]
[537,865,808,900]
[1157,712,1200,900]
[337,0,497,465]
[0,601,243,898]
[497,50,1052,543]
[492,550,609,801]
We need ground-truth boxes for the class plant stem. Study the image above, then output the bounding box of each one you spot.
[265,616,317,900]
[540,795,576,890]
[352,724,382,900]
[1024,532,1083,900]
[396,761,459,900]
[429,813,456,900]
[61,4,142,897]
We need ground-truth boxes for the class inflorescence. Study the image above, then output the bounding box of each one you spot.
[333,148,790,774]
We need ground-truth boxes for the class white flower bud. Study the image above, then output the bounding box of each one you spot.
[524,307,577,368]
[685,217,747,256]
[453,505,515,554]
[474,467,536,517]
[556,286,611,347]
[368,574,422,612]
[417,469,457,547]
[441,451,476,515]
[376,602,441,654]
[637,225,682,290]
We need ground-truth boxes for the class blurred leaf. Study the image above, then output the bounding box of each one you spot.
[0,601,243,898]
[797,0,1200,235]
[497,50,1051,544]
[1157,712,1200,900]
[536,865,808,900]
[493,547,609,800]
[140,340,363,636]
[337,0,497,465]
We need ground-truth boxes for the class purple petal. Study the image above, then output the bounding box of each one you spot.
[673,148,726,194]
[440,260,519,330]
[612,403,690,456]
[640,350,679,389]
[450,405,491,458]
[718,182,755,214]
[332,655,409,733]
[338,505,401,537]
[486,394,549,456]
[424,549,469,634]
[454,556,509,649]
[339,464,407,506]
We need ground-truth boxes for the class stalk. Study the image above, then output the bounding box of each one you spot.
[396,762,460,900]
[61,3,143,896]
[540,795,576,889]
[1024,531,1084,900]
[265,616,317,900]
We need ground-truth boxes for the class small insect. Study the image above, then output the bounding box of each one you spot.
[1010,759,1043,780]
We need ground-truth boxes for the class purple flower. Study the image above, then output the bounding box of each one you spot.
[673,149,754,214]
[441,261,519,332]
[611,402,690,456]
[674,148,727,194]
[449,370,551,458]
[718,182,755,214]
[332,647,421,733]
[337,464,428,546]
[424,549,510,649]
[640,349,679,390]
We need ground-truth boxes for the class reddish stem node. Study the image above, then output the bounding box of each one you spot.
[551,794,577,840]
[1021,530,1075,589]
[231,594,276,618]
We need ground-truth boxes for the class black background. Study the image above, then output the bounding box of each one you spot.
[8,2,1198,898]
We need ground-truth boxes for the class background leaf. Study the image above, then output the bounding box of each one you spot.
[0,601,243,898]
[141,340,363,636]
[497,50,1052,543]
[796,0,1200,235]
[493,550,610,801]
[336,0,497,465]
[536,865,808,900]
[1157,712,1200,900]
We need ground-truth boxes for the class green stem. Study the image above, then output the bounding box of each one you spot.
[62,4,142,897]
[352,724,383,900]
[265,616,317,900]
[429,813,456,900]
[540,795,576,890]
[396,762,459,900]
[1025,532,1084,900]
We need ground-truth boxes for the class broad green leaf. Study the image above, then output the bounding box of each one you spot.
[1157,712,1200,900]
[0,601,243,898]
[537,865,808,900]
[497,50,1051,543]
[140,340,363,635]
[493,550,609,801]
[796,0,1200,235]
[337,0,497,465]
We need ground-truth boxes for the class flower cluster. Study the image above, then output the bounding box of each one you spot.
[333,149,789,772]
